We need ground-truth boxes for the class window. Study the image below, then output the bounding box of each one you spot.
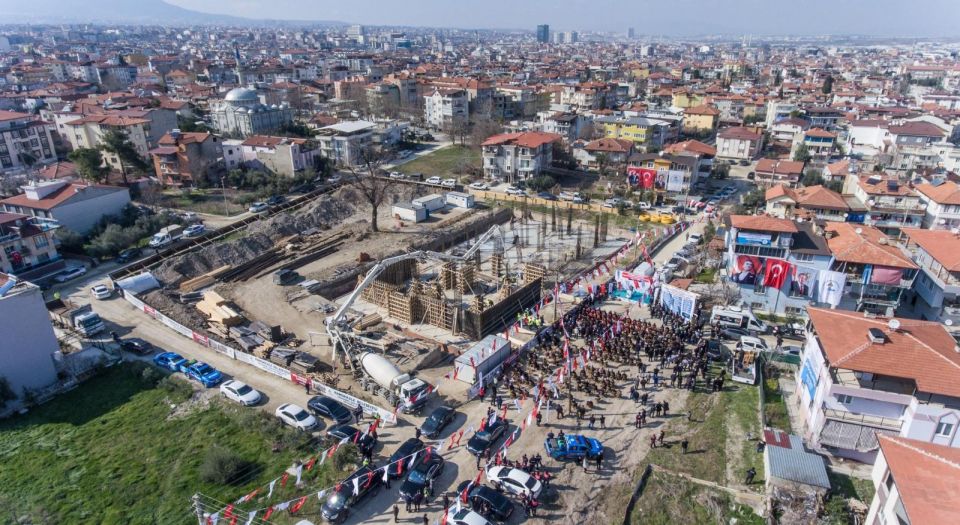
[785,306,804,315]
[34,235,49,249]
[793,253,814,262]
[935,421,954,437]
[884,472,894,492]
[750,302,764,310]
[835,394,853,404]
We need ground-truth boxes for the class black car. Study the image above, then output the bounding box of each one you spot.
[536,191,558,201]
[307,395,353,425]
[398,450,444,500]
[326,424,377,455]
[120,338,154,355]
[705,340,727,360]
[115,247,141,264]
[290,182,316,194]
[266,195,286,206]
[388,438,425,479]
[456,482,513,522]
[466,418,507,457]
[719,327,753,341]
[739,159,751,166]
[421,405,455,439]
[320,466,382,522]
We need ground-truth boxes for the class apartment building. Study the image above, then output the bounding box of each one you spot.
[149,131,222,186]
[794,128,837,163]
[0,212,62,279]
[754,159,805,187]
[898,228,960,329]
[0,110,57,174]
[626,153,698,195]
[914,180,960,230]
[0,180,130,235]
[315,120,376,167]
[716,126,764,160]
[62,114,151,171]
[848,174,924,235]
[594,115,671,149]
[681,104,720,133]
[797,307,960,464]
[238,135,320,176]
[481,132,561,182]
[0,274,61,406]
[865,436,960,525]
[573,138,634,171]
[765,184,851,222]
[423,88,468,131]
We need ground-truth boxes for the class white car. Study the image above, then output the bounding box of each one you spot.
[444,508,491,525]
[183,224,206,238]
[505,185,525,196]
[249,202,269,214]
[441,178,457,188]
[687,233,703,244]
[603,197,624,208]
[90,284,112,300]
[637,201,652,210]
[54,266,87,283]
[220,380,262,406]
[469,182,490,191]
[425,176,443,185]
[486,465,542,499]
[275,403,318,431]
[389,171,406,179]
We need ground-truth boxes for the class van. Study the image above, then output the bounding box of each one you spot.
[710,305,768,334]
[738,336,769,353]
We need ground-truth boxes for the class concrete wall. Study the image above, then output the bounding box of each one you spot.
[0,284,59,397]
[52,187,131,234]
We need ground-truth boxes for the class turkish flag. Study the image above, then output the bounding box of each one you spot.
[763,258,792,290]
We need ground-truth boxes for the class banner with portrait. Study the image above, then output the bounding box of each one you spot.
[730,254,762,285]
[627,166,657,189]
[666,170,685,192]
[789,265,817,298]
[654,169,668,190]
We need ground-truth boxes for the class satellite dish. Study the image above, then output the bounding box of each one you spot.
[940,219,948,225]
[888,319,901,331]
[855,227,863,234]
[945,319,954,326]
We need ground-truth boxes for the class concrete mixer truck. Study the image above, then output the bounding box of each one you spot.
[359,352,434,414]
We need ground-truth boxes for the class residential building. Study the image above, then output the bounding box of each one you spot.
[0,274,60,405]
[803,106,843,131]
[849,174,925,235]
[0,180,130,235]
[865,436,960,525]
[765,100,799,127]
[769,117,809,145]
[149,131,222,186]
[723,215,832,317]
[315,120,376,167]
[238,135,320,176]
[824,222,917,315]
[594,115,671,149]
[681,104,720,133]
[0,212,62,279]
[538,112,588,143]
[211,87,294,137]
[0,110,57,175]
[572,138,634,172]
[536,25,550,44]
[365,83,401,117]
[797,307,960,465]
[754,158,805,187]
[662,139,716,176]
[765,184,850,222]
[899,228,960,328]
[914,180,960,230]
[626,152,699,195]
[62,114,151,172]
[423,88,468,131]
[794,128,836,164]
[715,126,764,160]
[481,132,561,182]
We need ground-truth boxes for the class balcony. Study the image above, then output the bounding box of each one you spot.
[833,368,917,396]
[822,407,903,432]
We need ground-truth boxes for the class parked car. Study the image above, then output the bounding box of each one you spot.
[485,466,542,499]
[183,224,206,238]
[388,438,425,479]
[327,174,343,184]
[456,482,514,522]
[307,395,353,425]
[399,449,444,501]
[389,171,406,179]
[441,178,457,188]
[739,159,751,166]
[534,191,557,201]
[504,185,525,196]
[469,181,490,190]
[275,403,318,431]
[153,352,186,371]
[290,182,316,193]
[687,233,703,244]
[248,202,269,214]
[115,247,141,264]
[266,195,285,206]
[780,345,803,357]
[119,338,153,355]
[443,507,492,525]
[421,405,455,439]
[326,424,377,455]
[185,362,223,387]
[544,434,603,461]
[719,327,753,341]
[219,380,262,406]
[54,266,87,283]
[746,172,755,180]
[90,284,113,300]
[321,466,381,522]
[602,197,623,208]
[397,150,413,159]
[425,176,443,185]
[466,417,508,457]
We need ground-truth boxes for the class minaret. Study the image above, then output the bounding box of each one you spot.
[233,42,243,86]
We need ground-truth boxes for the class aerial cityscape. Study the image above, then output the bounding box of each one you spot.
[2,1,960,524]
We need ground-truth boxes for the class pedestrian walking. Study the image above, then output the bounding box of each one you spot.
[443,493,449,510]
[413,491,422,512]
[588,415,596,430]
[658,430,665,446]
[422,514,428,525]
[415,427,421,440]
[496,394,503,410]
[663,401,670,416]
[536,412,543,426]
[582,454,588,471]
[600,414,606,429]
[635,412,642,429]
[745,467,756,485]
[595,452,602,471]
[393,504,399,523]
[650,434,657,448]
[405,494,412,512]
[681,438,689,454]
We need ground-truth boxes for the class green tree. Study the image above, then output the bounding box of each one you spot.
[67,148,109,183]
[821,75,834,94]
[100,129,148,185]
[800,169,825,187]
[793,143,812,163]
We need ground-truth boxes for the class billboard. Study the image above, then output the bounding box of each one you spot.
[659,283,698,321]
[666,170,685,192]
[735,232,772,246]
[627,166,657,189]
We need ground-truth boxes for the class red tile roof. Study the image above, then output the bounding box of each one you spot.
[0,110,33,122]
[825,222,917,268]
[662,139,717,157]
[808,307,960,397]
[159,132,212,146]
[877,435,960,525]
[685,103,720,116]
[902,228,960,272]
[729,214,799,233]
[0,183,120,211]
[756,158,805,176]
[584,138,633,153]
[481,132,562,149]
[888,121,946,138]
[718,126,762,141]
[805,127,837,138]
[915,181,960,205]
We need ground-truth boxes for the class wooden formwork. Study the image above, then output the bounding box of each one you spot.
[440,262,456,289]
[523,262,547,287]
[360,277,399,308]
[387,290,418,324]
[457,263,475,295]
[380,258,418,285]
[490,254,504,278]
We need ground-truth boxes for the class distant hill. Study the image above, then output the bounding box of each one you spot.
[0,0,344,26]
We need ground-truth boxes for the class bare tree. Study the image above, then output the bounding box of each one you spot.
[469,116,504,150]
[342,147,397,233]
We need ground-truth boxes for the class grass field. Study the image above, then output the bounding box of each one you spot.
[762,375,791,430]
[694,267,717,284]
[630,470,764,525]
[396,145,480,178]
[0,363,338,525]
[153,189,251,216]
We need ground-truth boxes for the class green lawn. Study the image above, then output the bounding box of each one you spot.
[152,189,251,216]
[694,267,717,284]
[763,376,791,430]
[630,470,764,525]
[0,363,337,525]
[396,145,480,179]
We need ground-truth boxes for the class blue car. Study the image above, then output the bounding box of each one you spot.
[544,434,603,461]
[153,352,186,372]
[186,362,223,387]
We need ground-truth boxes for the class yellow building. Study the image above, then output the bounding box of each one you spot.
[595,116,668,147]
[671,89,705,109]
[682,104,720,133]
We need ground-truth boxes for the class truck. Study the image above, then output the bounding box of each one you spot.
[149,224,184,248]
[358,352,434,414]
[46,298,105,337]
[544,434,603,461]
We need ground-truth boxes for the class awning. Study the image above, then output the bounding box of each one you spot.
[819,420,897,452]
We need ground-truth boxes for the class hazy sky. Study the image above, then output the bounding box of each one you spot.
[165,0,960,36]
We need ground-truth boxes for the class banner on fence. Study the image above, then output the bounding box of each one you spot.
[311,382,397,424]
[235,351,291,379]
[159,314,193,338]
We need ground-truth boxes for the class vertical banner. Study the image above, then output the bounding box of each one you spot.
[790,266,817,298]
[666,170,685,192]
[762,258,792,289]
[817,270,846,307]
[730,255,762,285]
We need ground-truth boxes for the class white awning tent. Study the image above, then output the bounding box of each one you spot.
[114,272,161,295]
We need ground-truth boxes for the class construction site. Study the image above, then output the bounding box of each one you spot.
[109,184,638,404]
